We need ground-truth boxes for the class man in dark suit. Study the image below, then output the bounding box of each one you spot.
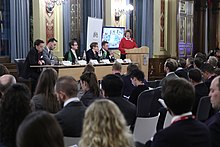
[206,76,220,147]
[43,38,57,65]
[100,41,115,62]
[54,76,86,137]
[188,68,209,115]
[175,58,188,80]
[23,39,45,80]
[150,78,211,147]
[159,58,179,87]
[63,39,80,64]
[201,63,217,89]
[102,74,136,126]
[86,42,100,63]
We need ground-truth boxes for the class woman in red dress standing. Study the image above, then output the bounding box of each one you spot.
[119,29,137,60]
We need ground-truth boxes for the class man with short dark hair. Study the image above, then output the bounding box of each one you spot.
[0,74,16,98]
[64,39,80,64]
[200,62,217,88]
[188,68,209,115]
[102,74,136,126]
[175,58,188,80]
[100,41,115,62]
[54,76,86,137]
[159,58,179,87]
[151,78,211,147]
[23,39,45,80]
[206,76,220,147]
[43,38,58,65]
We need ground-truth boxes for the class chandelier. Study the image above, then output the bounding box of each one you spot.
[115,4,134,21]
[46,0,67,13]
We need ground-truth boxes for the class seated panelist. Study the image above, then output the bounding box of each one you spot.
[63,39,80,64]
[100,41,115,62]
[86,42,100,63]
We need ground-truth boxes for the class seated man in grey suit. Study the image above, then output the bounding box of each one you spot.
[159,58,179,87]
[150,78,211,147]
[43,38,58,65]
[54,76,86,137]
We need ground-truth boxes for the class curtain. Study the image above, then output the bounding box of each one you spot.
[62,0,71,54]
[10,0,30,61]
[81,0,103,55]
[136,0,153,57]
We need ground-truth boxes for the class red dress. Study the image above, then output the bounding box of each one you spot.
[118,37,138,55]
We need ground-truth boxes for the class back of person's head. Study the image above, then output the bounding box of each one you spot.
[0,83,31,146]
[0,74,16,97]
[79,99,134,147]
[90,42,98,49]
[162,78,195,115]
[130,69,145,82]
[34,39,44,47]
[34,68,59,113]
[47,38,57,44]
[82,64,95,74]
[112,61,122,72]
[194,57,204,69]
[214,68,220,76]
[102,74,123,97]
[127,63,139,75]
[177,58,186,68]
[208,56,218,68]
[188,68,202,83]
[194,52,207,62]
[55,76,78,98]
[16,111,64,147]
[200,62,215,74]
[69,38,77,48]
[164,58,178,72]
[0,64,9,76]
[186,57,194,66]
[80,72,100,97]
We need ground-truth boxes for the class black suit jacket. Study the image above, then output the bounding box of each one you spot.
[100,48,110,60]
[151,118,211,147]
[175,68,188,80]
[129,84,149,106]
[80,90,101,107]
[63,49,79,64]
[205,75,217,89]
[192,83,209,115]
[159,72,179,87]
[86,49,100,63]
[23,48,43,80]
[107,96,136,126]
[206,112,220,147]
[54,101,86,137]
[122,74,135,98]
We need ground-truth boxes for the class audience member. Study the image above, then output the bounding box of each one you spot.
[159,58,179,87]
[119,29,137,60]
[214,68,220,76]
[112,61,122,76]
[0,74,16,99]
[102,74,136,126]
[23,39,45,80]
[54,76,86,137]
[150,79,211,147]
[64,38,80,64]
[207,76,220,147]
[200,63,216,88]
[32,68,60,113]
[79,99,135,147]
[188,68,209,115]
[0,84,31,147]
[86,42,100,63]
[16,111,64,147]
[43,38,58,65]
[100,41,115,62]
[175,58,188,80]
[208,56,218,68]
[194,57,204,69]
[82,63,95,75]
[122,63,139,98]
[80,72,101,107]
[195,52,207,63]
[0,64,9,76]
[129,69,149,106]
[186,57,194,71]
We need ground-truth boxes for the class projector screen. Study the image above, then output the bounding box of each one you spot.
[102,26,125,49]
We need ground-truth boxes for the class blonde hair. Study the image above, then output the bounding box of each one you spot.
[79,99,135,147]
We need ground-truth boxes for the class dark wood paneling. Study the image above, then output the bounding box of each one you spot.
[148,58,167,80]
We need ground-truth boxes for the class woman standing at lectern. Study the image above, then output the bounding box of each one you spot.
[119,29,137,60]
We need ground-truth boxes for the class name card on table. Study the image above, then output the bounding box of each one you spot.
[124,59,132,63]
[77,60,87,65]
[89,60,99,65]
[116,59,124,63]
[102,59,111,64]
[62,61,72,66]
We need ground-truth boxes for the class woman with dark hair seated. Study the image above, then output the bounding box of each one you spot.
[0,84,31,147]
[80,72,102,107]
[16,111,64,147]
[32,68,60,113]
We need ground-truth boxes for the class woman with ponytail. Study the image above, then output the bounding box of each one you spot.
[80,72,102,107]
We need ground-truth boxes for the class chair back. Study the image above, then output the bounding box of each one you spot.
[147,80,161,88]
[14,58,26,77]
[133,114,160,144]
[137,87,161,117]
[63,137,80,147]
[196,96,212,121]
